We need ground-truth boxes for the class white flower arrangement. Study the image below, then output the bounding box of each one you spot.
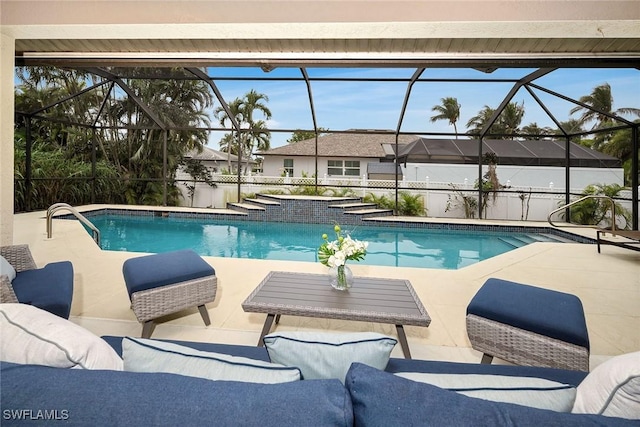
[318,224,368,268]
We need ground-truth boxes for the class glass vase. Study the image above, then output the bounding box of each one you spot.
[328,265,353,291]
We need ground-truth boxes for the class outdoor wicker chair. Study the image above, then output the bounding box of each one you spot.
[0,244,74,319]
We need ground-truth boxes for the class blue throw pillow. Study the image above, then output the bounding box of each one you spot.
[123,337,300,384]
[345,363,637,427]
[395,372,576,412]
[264,331,396,383]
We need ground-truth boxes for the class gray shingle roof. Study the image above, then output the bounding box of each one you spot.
[185,146,239,162]
[258,131,419,158]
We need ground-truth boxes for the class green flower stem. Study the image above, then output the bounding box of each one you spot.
[337,265,347,288]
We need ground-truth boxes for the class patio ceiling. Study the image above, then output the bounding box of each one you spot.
[14,34,640,70]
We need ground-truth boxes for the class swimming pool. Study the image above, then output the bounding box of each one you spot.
[78,212,577,269]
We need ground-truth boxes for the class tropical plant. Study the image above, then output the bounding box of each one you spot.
[363,192,395,210]
[363,192,424,216]
[180,158,217,207]
[562,183,631,229]
[13,146,125,211]
[215,90,272,174]
[15,66,215,208]
[521,123,554,140]
[569,83,640,150]
[472,152,503,218]
[397,192,425,216]
[570,83,640,129]
[430,97,461,138]
[466,105,495,137]
[103,75,214,204]
[287,185,329,196]
[554,119,585,144]
[600,121,640,185]
[445,184,478,219]
[329,187,357,197]
[466,102,525,139]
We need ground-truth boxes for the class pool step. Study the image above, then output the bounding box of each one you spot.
[344,208,394,217]
[329,202,378,211]
[244,198,282,207]
[498,236,528,248]
[227,202,266,212]
[538,233,576,243]
[499,233,573,248]
[227,193,393,224]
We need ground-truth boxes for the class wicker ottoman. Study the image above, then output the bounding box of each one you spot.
[123,250,217,338]
[466,278,590,372]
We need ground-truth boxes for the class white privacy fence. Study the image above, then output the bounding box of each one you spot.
[177,173,635,223]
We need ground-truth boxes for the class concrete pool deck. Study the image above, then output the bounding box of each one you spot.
[12,206,640,370]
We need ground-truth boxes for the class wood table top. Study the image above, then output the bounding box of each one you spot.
[242,271,431,327]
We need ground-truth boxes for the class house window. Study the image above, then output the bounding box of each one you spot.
[283,159,294,176]
[344,161,360,176]
[328,160,360,176]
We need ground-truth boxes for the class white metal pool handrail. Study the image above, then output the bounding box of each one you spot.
[547,195,616,231]
[46,203,100,246]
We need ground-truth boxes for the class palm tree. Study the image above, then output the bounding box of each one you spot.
[239,90,272,158]
[555,119,585,144]
[498,101,525,138]
[242,119,271,173]
[215,99,244,173]
[215,90,272,174]
[430,97,461,138]
[521,123,553,140]
[104,76,214,205]
[466,102,525,139]
[569,83,640,128]
[570,83,640,149]
[466,105,495,137]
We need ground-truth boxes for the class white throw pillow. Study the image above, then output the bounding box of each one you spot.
[396,372,576,412]
[122,337,301,384]
[0,256,16,282]
[0,303,123,370]
[572,351,640,420]
[263,331,397,383]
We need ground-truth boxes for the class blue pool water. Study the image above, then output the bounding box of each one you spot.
[80,213,572,269]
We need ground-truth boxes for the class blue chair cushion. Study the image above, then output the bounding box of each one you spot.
[122,250,215,298]
[467,278,589,350]
[11,261,74,319]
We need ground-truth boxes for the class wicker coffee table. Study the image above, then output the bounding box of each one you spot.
[241,271,431,359]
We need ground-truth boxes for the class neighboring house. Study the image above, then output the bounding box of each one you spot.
[259,133,624,189]
[183,146,253,174]
[258,131,417,178]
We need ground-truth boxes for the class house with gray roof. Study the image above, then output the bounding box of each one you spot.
[184,146,254,174]
[258,132,623,189]
[258,131,417,178]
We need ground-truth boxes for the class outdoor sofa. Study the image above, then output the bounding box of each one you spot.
[1,303,638,426]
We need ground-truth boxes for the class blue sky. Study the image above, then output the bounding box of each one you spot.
[205,66,639,149]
